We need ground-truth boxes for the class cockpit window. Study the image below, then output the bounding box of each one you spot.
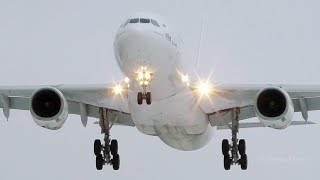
[127,18,160,27]
[129,18,139,23]
[122,19,130,27]
[151,19,160,27]
[140,18,150,23]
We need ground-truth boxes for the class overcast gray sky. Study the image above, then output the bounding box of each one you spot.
[0,0,320,179]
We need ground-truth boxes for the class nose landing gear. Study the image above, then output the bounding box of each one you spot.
[137,92,151,105]
[135,66,153,105]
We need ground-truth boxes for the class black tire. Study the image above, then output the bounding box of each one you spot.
[112,154,120,170]
[137,92,143,105]
[222,139,229,156]
[94,139,102,156]
[146,92,151,105]
[239,154,248,170]
[96,154,104,170]
[238,139,246,156]
[224,154,231,170]
[110,139,118,156]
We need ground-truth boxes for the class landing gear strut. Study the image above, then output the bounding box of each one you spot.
[221,108,248,170]
[94,108,120,170]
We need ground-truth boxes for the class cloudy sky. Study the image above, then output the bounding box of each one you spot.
[0,0,320,179]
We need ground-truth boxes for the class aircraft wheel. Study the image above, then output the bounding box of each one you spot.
[110,139,118,156]
[137,92,143,105]
[222,139,229,156]
[239,154,248,170]
[94,139,102,156]
[112,154,120,170]
[146,92,151,105]
[96,154,104,170]
[238,139,246,156]
[224,154,231,170]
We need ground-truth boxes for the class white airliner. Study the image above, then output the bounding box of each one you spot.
[1,13,319,171]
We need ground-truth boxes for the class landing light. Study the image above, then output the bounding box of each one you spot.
[135,66,153,87]
[137,72,144,80]
[182,74,189,83]
[113,84,123,95]
[145,72,151,80]
[124,77,130,83]
[197,81,212,96]
[181,74,190,86]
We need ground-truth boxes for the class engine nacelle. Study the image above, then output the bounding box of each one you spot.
[30,87,68,130]
[254,86,294,129]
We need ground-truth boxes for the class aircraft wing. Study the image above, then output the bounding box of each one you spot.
[0,84,134,127]
[195,84,320,128]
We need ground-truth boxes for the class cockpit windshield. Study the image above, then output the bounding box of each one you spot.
[126,18,160,27]
[151,19,160,27]
[129,18,139,23]
[140,18,150,23]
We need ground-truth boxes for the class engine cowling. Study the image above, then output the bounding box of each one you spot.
[30,87,68,130]
[254,86,294,129]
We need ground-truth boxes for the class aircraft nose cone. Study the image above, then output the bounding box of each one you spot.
[115,26,158,74]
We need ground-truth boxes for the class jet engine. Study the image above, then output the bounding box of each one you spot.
[30,87,68,130]
[254,86,294,129]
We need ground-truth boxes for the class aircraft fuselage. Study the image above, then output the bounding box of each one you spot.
[114,14,213,150]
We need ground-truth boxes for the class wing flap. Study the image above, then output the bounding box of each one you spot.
[0,96,30,111]
[293,97,320,112]
[208,105,256,127]
[67,101,134,126]
[216,121,316,130]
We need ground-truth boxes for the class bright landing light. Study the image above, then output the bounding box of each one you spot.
[144,72,151,80]
[197,81,212,96]
[136,66,153,87]
[124,77,130,83]
[182,74,189,83]
[137,72,144,80]
[113,84,123,95]
[181,74,190,86]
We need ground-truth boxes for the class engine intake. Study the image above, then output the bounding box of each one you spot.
[30,87,68,130]
[254,87,294,129]
[256,88,287,118]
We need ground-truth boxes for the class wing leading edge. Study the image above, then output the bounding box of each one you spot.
[0,84,134,127]
[196,84,320,129]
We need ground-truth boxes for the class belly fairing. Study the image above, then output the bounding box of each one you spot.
[128,88,214,151]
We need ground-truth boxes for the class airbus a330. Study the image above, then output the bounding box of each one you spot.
[1,13,318,170]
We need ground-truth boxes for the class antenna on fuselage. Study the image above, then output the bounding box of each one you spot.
[194,16,206,72]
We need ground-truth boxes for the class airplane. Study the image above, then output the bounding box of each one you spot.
[0,12,319,171]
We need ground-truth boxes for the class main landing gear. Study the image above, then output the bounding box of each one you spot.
[222,108,248,170]
[94,108,120,170]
